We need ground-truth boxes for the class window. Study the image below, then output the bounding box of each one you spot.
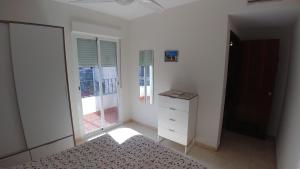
[139,50,154,104]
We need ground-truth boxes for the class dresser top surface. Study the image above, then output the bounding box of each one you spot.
[158,90,198,100]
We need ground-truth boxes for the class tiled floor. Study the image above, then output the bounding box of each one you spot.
[83,107,118,134]
[117,122,276,169]
[83,112,101,133]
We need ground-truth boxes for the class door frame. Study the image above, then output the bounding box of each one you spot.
[71,32,121,140]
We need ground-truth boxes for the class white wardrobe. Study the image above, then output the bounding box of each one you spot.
[0,22,74,167]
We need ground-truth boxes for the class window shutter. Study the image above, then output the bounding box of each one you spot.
[77,38,98,67]
[139,50,153,66]
[100,40,117,67]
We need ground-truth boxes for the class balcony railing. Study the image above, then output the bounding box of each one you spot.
[80,78,117,98]
[102,78,118,95]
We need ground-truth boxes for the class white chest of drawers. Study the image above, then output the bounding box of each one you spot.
[157,90,198,153]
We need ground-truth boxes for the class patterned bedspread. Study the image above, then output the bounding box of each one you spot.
[10,134,206,169]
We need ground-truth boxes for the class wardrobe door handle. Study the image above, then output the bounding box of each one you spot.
[169,118,176,122]
[169,107,176,111]
[168,129,175,132]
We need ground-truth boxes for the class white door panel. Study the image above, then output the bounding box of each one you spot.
[0,23,27,158]
[9,23,73,148]
[30,136,74,160]
[0,151,31,168]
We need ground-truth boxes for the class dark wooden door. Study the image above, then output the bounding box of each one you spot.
[228,39,279,138]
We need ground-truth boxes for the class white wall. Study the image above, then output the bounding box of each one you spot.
[277,16,300,169]
[0,0,130,140]
[127,0,300,148]
[128,2,228,148]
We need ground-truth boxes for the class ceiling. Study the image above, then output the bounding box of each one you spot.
[231,7,300,30]
[51,0,199,20]
[230,0,300,30]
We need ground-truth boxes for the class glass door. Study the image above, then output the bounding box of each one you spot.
[99,40,119,129]
[76,36,119,137]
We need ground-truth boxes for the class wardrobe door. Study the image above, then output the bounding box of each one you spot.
[0,23,27,158]
[0,151,31,168]
[30,136,74,160]
[9,23,73,149]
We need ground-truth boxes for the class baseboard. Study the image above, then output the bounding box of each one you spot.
[125,119,219,151]
[124,118,157,131]
[123,118,134,124]
[194,141,218,152]
[75,138,85,145]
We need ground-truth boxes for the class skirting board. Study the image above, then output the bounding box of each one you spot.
[123,118,157,131]
[126,118,218,152]
[194,141,218,151]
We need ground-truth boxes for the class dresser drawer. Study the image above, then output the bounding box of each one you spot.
[158,127,187,145]
[158,109,188,135]
[158,95,189,112]
[158,119,188,136]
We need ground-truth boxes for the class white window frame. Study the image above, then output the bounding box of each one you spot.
[139,51,154,105]
[71,32,121,141]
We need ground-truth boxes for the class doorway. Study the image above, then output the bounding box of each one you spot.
[223,31,279,139]
[74,35,120,138]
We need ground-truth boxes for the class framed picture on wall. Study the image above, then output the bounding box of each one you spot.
[165,50,179,62]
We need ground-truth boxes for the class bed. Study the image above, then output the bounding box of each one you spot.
[9,134,206,169]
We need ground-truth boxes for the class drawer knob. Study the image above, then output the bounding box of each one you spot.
[169,118,176,122]
[168,129,175,132]
[169,107,176,111]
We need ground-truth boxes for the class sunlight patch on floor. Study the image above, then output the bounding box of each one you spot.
[108,128,141,144]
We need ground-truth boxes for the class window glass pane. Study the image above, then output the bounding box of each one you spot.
[79,66,100,98]
[102,67,117,95]
[139,66,145,102]
[139,66,145,86]
[78,66,101,134]
[102,66,119,128]
[145,65,153,104]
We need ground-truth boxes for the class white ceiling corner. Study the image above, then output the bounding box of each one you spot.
[50,0,200,20]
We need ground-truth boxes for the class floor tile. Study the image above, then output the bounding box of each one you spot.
[115,122,276,169]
